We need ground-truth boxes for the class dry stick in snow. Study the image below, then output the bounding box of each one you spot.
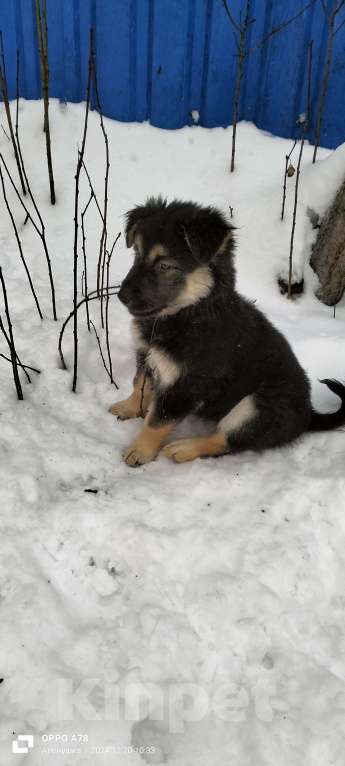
[81,160,104,223]
[105,233,121,388]
[90,319,112,381]
[91,41,110,326]
[281,139,297,221]
[0,267,23,399]
[15,48,27,183]
[0,32,26,195]
[0,316,40,382]
[0,165,42,319]
[71,38,93,393]
[58,286,120,371]
[81,191,94,332]
[313,0,345,163]
[222,0,317,173]
[248,0,317,54]
[0,151,57,320]
[0,316,29,382]
[288,41,313,299]
[34,0,55,204]
[0,352,40,378]
[222,0,254,173]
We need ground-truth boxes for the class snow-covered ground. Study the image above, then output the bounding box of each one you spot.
[1,101,345,766]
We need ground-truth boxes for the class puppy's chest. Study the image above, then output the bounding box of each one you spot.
[131,320,182,389]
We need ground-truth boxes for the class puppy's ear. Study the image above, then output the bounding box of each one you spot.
[125,196,167,248]
[181,207,233,263]
[125,207,143,248]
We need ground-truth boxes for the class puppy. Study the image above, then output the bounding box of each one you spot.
[110,197,345,467]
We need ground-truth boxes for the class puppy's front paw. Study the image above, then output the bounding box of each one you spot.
[123,441,159,467]
[109,399,139,420]
[163,439,198,463]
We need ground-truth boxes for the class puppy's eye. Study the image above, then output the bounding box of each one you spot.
[159,262,172,272]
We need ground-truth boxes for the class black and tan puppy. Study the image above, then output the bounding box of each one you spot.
[109,197,345,467]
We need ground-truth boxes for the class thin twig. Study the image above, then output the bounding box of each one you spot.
[281,139,297,221]
[90,320,112,381]
[0,150,57,320]
[313,0,344,162]
[0,315,30,382]
[0,165,43,319]
[249,0,317,54]
[288,42,313,298]
[223,0,253,172]
[92,44,110,328]
[81,160,104,222]
[0,267,23,399]
[58,285,120,371]
[105,232,121,388]
[1,125,10,140]
[81,191,94,332]
[0,31,26,195]
[34,0,56,203]
[333,14,345,34]
[0,351,40,376]
[71,31,93,392]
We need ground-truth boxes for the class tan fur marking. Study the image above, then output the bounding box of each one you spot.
[163,432,228,463]
[109,371,152,420]
[134,233,144,255]
[216,230,233,255]
[147,347,181,388]
[159,266,214,317]
[147,243,168,262]
[123,411,175,466]
[218,395,256,434]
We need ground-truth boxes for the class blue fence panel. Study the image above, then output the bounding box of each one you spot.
[0,0,344,149]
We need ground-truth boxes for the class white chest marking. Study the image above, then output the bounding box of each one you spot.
[218,395,257,434]
[147,347,181,389]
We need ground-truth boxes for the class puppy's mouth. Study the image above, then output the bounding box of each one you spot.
[129,305,166,318]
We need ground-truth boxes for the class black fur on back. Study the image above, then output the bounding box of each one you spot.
[119,197,345,453]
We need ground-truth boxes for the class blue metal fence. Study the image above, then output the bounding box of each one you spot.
[0,1,344,149]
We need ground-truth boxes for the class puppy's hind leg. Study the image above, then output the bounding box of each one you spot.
[163,432,228,463]
[164,394,257,463]
[109,370,152,420]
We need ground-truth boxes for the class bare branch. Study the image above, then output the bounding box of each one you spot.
[34,0,56,203]
[334,0,345,17]
[81,191,94,332]
[312,4,338,162]
[0,352,40,376]
[249,0,317,54]
[90,320,112,381]
[0,164,42,319]
[333,13,345,34]
[71,31,93,393]
[222,0,241,33]
[91,37,110,327]
[81,160,104,222]
[0,150,57,319]
[58,285,120,371]
[105,233,121,388]
[0,267,23,399]
[0,31,26,195]
[281,139,297,221]
[288,42,313,298]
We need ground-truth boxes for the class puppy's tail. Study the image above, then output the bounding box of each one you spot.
[309,379,345,432]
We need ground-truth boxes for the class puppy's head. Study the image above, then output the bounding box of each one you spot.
[119,197,233,319]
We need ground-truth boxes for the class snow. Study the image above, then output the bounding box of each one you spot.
[1,100,345,766]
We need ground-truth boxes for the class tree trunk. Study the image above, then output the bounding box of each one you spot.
[310,176,345,306]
